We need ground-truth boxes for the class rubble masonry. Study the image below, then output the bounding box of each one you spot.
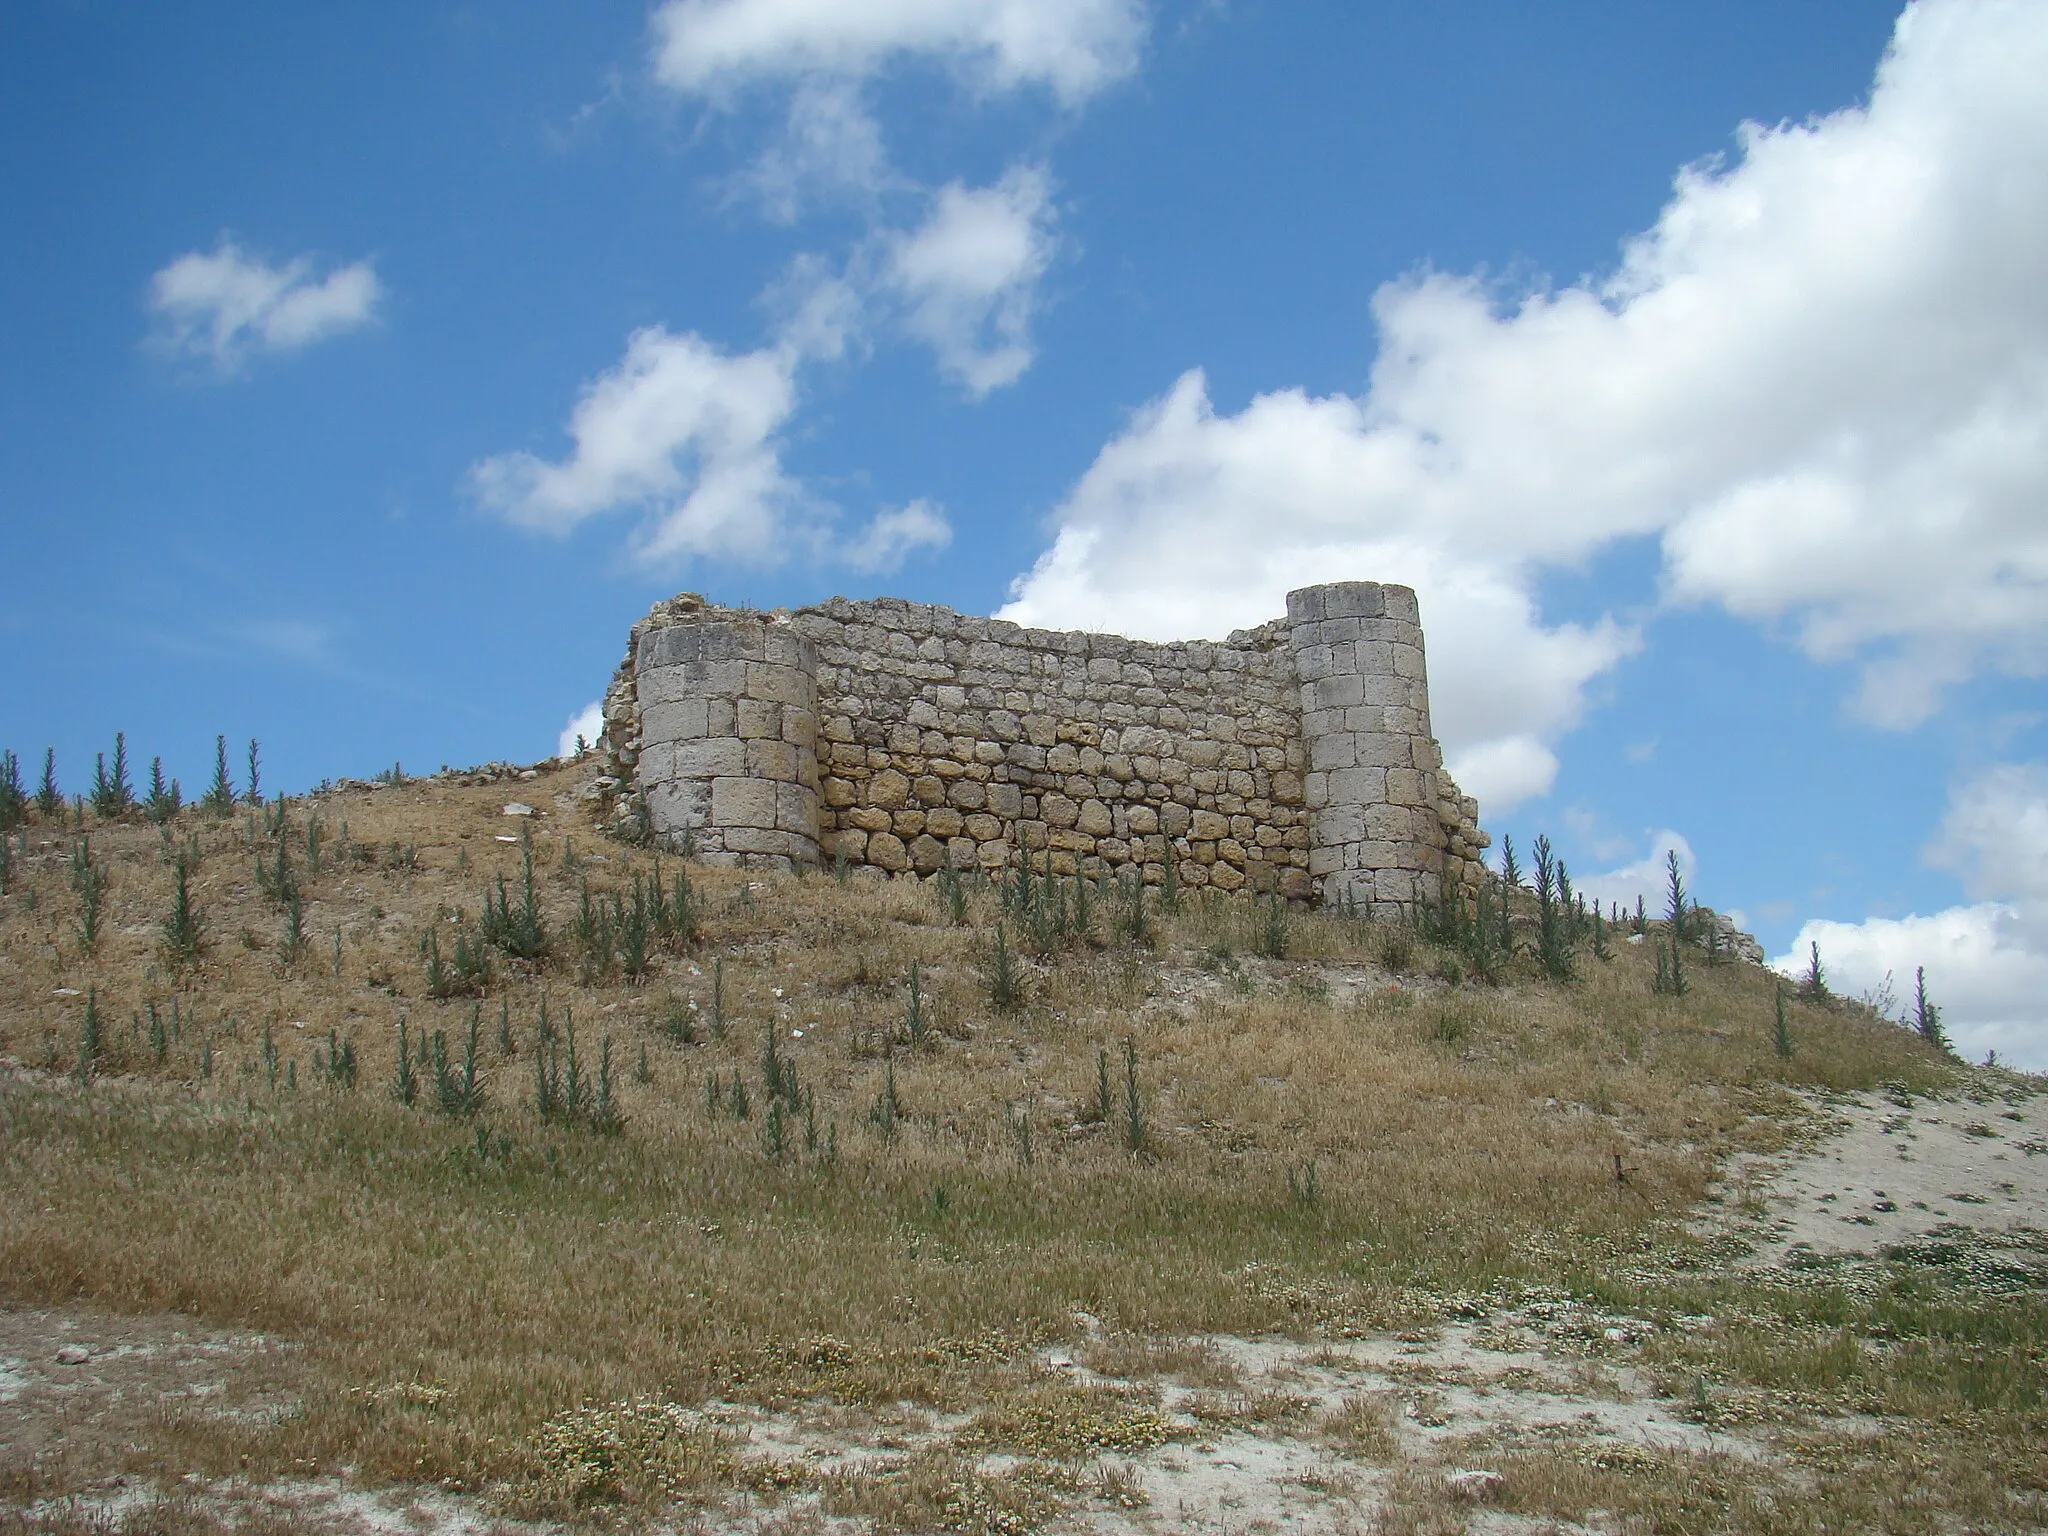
[601,582,1487,918]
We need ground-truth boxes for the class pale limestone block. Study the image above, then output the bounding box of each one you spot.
[707,699,738,737]
[1385,767,1426,806]
[964,812,1002,841]
[645,777,707,832]
[1326,766,1389,806]
[913,774,947,806]
[1078,799,1114,837]
[925,807,964,838]
[987,783,1024,818]
[675,738,747,779]
[747,740,801,782]
[746,662,810,707]
[866,832,908,871]
[1349,734,1414,770]
[711,776,778,830]
[1317,804,1367,844]
[893,809,926,837]
[948,780,986,811]
[640,697,711,745]
[1209,862,1246,892]
[1310,734,1357,771]
[735,697,782,739]
[1191,809,1231,841]
[868,769,910,809]
[847,806,893,833]
[826,828,867,861]
[1125,805,1159,836]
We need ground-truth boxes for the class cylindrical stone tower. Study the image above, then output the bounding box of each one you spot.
[1287,581,1448,919]
[631,606,820,867]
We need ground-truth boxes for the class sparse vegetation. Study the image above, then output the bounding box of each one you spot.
[0,754,2020,1535]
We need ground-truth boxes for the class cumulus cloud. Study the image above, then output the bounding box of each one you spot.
[651,0,1147,104]
[1003,0,2048,808]
[471,327,809,566]
[1775,763,2048,1068]
[842,498,952,573]
[1570,830,1697,919]
[883,165,1057,395]
[558,699,606,760]
[149,239,380,368]
[1000,372,1635,808]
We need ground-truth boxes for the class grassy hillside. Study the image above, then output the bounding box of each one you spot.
[1,754,2037,1533]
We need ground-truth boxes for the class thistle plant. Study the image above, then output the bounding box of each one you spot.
[36,749,60,820]
[1257,894,1288,960]
[1801,941,1830,1004]
[324,1027,358,1088]
[282,887,306,964]
[0,749,25,831]
[395,1018,419,1107]
[203,736,235,816]
[867,1060,899,1137]
[90,734,136,819]
[1774,984,1793,1060]
[1498,833,1522,891]
[71,838,108,953]
[162,854,202,964]
[982,924,1025,1010]
[1913,966,1950,1055]
[144,757,182,825]
[1094,1046,1113,1125]
[75,988,103,1086]
[1121,1038,1145,1154]
[245,738,262,807]
[1531,834,1572,982]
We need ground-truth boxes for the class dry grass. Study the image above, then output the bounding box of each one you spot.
[0,756,2022,1530]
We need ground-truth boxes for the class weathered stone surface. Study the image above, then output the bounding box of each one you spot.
[618,583,1487,905]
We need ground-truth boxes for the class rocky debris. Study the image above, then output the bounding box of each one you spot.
[1445,1468,1504,1500]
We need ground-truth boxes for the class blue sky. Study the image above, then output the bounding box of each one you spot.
[4,0,2046,1062]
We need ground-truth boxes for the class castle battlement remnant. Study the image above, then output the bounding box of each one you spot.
[602,583,1488,918]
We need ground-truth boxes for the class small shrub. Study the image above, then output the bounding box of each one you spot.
[982,924,1025,1010]
[35,748,61,820]
[202,736,235,815]
[161,855,202,964]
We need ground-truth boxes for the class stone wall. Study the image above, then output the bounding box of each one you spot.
[602,583,1487,917]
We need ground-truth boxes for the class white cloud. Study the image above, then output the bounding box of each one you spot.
[558,700,606,760]
[999,372,1635,809]
[1003,0,2048,807]
[883,165,1057,395]
[470,326,809,567]
[1571,830,1696,920]
[842,498,952,572]
[737,79,900,219]
[1774,905,2048,1068]
[1774,762,2048,1068]
[651,0,1147,104]
[149,239,381,368]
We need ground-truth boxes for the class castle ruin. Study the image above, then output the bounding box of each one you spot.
[601,582,1488,919]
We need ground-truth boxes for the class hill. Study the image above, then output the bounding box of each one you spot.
[0,755,2041,1535]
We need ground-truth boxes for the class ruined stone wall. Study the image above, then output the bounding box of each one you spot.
[602,583,1488,917]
